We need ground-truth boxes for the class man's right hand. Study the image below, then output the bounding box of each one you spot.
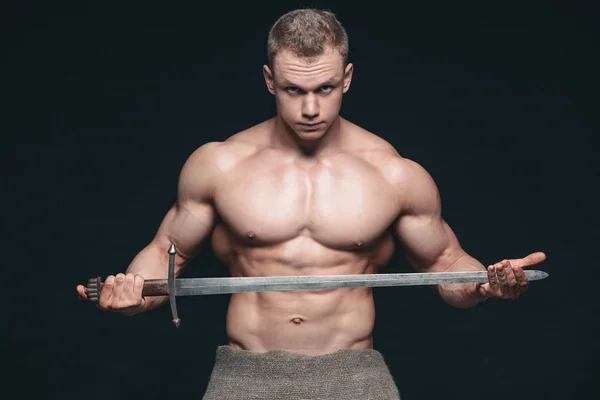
[77,273,146,316]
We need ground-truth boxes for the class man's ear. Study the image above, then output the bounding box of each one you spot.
[342,63,354,94]
[263,65,275,95]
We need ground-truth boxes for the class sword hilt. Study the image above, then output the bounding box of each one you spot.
[83,246,181,328]
[84,277,169,301]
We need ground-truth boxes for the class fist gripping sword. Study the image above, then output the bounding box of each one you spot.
[85,245,549,328]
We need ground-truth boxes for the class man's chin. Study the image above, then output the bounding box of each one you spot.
[294,130,326,141]
[295,124,328,137]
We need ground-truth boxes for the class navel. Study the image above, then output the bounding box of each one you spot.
[290,317,304,325]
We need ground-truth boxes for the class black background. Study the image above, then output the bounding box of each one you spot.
[4,1,598,399]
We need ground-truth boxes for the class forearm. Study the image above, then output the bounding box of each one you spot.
[125,241,189,312]
[434,254,488,308]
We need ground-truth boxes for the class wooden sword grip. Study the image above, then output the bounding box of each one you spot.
[85,277,169,302]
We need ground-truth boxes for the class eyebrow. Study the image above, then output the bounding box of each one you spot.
[280,78,338,89]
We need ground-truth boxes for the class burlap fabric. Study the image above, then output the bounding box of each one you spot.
[202,345,400,399]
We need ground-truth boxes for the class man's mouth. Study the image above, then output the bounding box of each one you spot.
[298,122,323,128]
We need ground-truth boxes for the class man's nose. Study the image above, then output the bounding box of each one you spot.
[301,94,319,119]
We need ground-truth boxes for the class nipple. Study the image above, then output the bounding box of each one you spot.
[247,231,256,239]
[291,318,304,325]
[355,240,364,249]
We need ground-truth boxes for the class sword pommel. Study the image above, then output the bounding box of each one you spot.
[85,277,102,302]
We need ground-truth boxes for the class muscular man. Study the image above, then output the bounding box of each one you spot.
[77,9,545,399]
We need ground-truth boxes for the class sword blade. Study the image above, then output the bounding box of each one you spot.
[174,270,548,296]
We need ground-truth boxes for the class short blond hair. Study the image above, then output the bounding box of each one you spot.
[267,8,349,68]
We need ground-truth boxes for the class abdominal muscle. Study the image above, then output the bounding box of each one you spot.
[216,234,385,355]
[226,284,376,355]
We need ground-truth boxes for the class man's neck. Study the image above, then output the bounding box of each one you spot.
[271,116,344,157]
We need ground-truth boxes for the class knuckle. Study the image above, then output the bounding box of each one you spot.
[134,275,144,288]
[122,299,141,309]
[117,301,130,309]
[111,300,126,310]
[125,274,135,285]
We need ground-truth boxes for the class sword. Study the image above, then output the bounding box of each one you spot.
[84,245,549,327]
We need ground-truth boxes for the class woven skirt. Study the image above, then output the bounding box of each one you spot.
[202,345,400,399]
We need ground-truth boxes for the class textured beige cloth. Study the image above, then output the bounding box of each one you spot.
[202,345,401,399]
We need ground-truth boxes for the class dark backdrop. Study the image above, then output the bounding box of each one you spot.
[4,1,598,399]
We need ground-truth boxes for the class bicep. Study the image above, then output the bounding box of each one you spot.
[153,200,216,261]
[395,213,463,273]
[151,142,222,260]
[392,159,464,272]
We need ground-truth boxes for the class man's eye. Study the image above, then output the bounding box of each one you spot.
[318,85,333,93]
[285,87,299,94]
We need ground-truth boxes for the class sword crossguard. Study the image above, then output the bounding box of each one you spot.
[168,244,180,328]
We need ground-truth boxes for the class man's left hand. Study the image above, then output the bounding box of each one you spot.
[477,252,546,300]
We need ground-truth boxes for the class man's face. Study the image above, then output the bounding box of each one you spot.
[264,46,353,141]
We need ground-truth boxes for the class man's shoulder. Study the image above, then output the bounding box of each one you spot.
[184,121,272,173]
[344,122,434,188]
[225,118,274,147]
[344,123,405,172]
[182,141,253,173]
[178,131,265,197]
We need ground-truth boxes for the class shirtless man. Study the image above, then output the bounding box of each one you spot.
[77,9,546,399]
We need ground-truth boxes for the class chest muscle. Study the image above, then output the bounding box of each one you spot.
[214,155,398,249]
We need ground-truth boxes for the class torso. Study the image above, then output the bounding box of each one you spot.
[209,118,403,355]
